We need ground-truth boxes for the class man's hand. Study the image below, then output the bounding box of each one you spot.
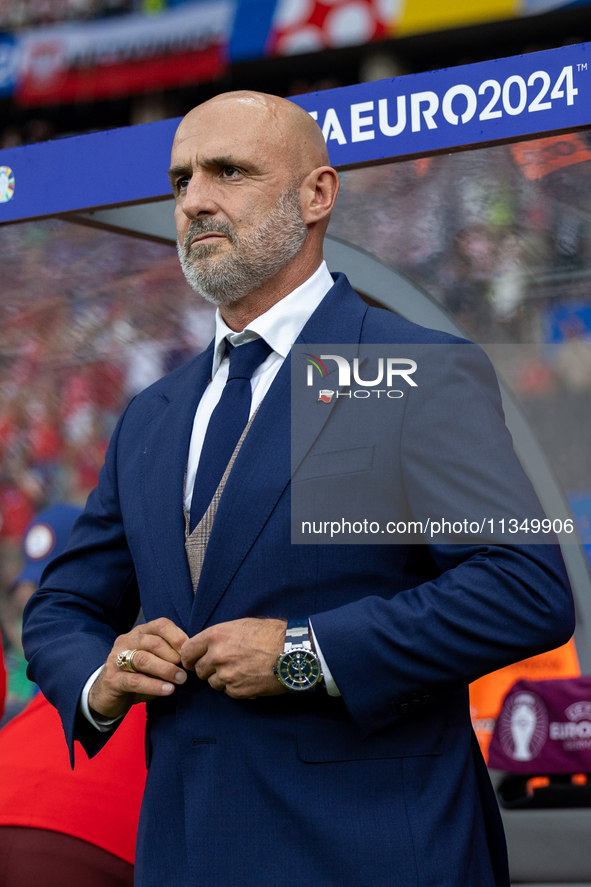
[89,617,189,719]
[181,618,288,698]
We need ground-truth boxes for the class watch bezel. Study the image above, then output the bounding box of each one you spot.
[275,646,322,691]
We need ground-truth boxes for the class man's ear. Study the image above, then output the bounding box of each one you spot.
[301,167,340,225]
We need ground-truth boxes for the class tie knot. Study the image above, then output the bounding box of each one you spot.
[226,338,273,381]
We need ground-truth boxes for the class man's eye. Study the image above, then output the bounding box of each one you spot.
[177,176,190,191]
[222,167,240,178]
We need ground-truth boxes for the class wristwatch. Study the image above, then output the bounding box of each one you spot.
[274,619,323,692]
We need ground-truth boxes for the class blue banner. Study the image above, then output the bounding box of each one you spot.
[1,43,591,223]
[291,43,591,167]
[0,117,180,220]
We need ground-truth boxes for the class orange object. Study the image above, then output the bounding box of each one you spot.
[413,157,433,178]
[571,773,587,786]
[511,133,591,181]
[0,694,146,863]
[526,776,550,796]
[469,638,580,762]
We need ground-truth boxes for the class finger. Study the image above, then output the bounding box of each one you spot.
[118,648,186,685]
[89,665,175,719]
[194,657,216,682]
[136,618,189,657]
[123,629,184,666]
[115,669,179,699]
[207,673,227,693]
[180,631,210,671]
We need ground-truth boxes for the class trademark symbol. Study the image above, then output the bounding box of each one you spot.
[577,63,587,71]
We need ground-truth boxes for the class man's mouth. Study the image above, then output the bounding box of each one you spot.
[190,232,227,247]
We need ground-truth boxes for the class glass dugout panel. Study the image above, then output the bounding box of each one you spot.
[327,132,591,761]
[329,131,591,550]
[0,219,215,647]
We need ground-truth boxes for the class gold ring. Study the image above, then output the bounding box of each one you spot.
[116,649,139,672]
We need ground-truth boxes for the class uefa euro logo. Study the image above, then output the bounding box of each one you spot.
[0,166,14,203]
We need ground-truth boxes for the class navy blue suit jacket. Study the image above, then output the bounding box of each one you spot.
[23,275,574,887]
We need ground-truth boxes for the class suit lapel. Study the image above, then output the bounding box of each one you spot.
[291,273,369,475]
[188,275,368,633]
[141,342,214,629]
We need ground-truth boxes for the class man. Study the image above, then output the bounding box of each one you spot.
[23,92,574,887]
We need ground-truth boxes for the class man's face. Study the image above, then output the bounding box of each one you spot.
[170,99,308,306]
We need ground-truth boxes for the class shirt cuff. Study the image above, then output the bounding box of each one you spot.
[309,621,341,697]
[79,664,124,732]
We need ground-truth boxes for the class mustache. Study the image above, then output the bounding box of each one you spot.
[183,220,236,252]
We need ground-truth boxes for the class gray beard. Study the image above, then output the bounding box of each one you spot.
[176,187,308,307]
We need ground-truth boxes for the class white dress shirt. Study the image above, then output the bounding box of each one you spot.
[82,260,340,731]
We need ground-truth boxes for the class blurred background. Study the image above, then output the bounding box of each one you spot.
[2,3,591,880]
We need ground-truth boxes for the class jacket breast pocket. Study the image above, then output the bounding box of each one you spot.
[293,445,374,482]
[297,697,444,763]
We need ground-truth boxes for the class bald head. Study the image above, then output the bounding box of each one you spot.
[173,90,329,186]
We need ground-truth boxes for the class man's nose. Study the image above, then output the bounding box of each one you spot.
[182,173,218,220]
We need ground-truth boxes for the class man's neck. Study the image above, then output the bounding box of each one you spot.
[219,251,323,332]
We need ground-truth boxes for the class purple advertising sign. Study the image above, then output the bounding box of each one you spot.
[489,677,591,774]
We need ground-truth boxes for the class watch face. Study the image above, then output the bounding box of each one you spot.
[277,649,321,691]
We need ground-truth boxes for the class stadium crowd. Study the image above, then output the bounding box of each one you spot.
[0,219,215,715]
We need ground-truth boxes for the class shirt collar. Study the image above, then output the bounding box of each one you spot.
[211,261,334,377]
